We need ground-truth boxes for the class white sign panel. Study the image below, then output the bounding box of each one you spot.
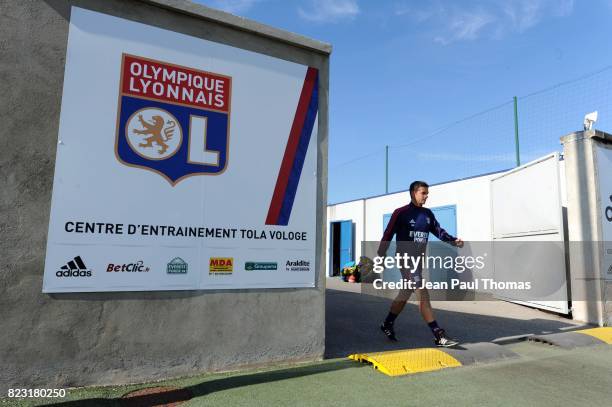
[42,7,318,292]
[596,144,612,281]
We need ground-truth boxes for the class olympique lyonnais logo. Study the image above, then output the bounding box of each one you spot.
[116,54,232,185]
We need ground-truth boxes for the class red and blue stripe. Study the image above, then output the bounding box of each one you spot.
[266,67,319,226]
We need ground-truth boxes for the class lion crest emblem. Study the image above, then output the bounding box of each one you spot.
[125,108,182,160]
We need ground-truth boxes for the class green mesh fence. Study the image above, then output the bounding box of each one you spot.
[329,65,612,204]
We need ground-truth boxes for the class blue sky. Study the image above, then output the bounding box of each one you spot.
[194,0,612,203]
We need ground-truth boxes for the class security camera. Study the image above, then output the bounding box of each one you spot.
[584,111,598,131]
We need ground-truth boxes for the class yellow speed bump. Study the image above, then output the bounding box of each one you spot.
[575,327,612,344]
[348,348,462,377]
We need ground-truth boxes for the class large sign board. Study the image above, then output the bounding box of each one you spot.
[42,7,318,292]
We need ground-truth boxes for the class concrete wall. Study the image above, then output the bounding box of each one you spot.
[0,0,330,392]
[562,130,611,325]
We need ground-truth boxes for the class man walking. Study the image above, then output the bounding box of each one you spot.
[378,181,463,347]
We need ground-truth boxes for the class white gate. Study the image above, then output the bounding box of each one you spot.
[490,153,570,314]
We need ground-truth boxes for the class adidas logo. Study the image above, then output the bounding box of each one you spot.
[56,256,92,277]
[409,219,416,226]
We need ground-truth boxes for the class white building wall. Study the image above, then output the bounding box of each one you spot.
[423,174,500,241]
[327,157,566,278]
[364,191,410,241]
[327,172,502,277]
[362,173,500,242]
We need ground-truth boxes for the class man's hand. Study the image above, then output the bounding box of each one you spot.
[453,238,464,248]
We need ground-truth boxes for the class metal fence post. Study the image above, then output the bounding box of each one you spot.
[514,96,521,166]
[385,145,389,194]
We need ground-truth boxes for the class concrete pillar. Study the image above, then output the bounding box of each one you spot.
[561,130,612,326]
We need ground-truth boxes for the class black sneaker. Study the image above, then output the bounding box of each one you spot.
[434,329,459,347]
[380,322,398,341]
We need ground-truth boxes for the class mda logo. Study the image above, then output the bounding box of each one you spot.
[116,54,232,185]
[209,257,233,275]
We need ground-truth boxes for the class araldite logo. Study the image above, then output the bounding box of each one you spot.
[57,256,92,277]
[209,257,233,274]
[285,260,310,272]
[106,260,150,273]
[116,54,232,185]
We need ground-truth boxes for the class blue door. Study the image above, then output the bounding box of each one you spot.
[429,205,457,241]
[339,220,353,267]
[381,213,399,281]
[428,205,457,284]
[383,213,392,231]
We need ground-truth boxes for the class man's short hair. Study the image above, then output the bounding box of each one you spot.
[409,180,429,192]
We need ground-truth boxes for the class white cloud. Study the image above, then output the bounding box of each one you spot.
[502,0,573,32]
[401,0,574,45]
[298,0,360,23]
[394,2,445,22]
[434,9,496,45]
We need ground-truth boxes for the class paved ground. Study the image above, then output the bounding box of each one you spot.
[5,342,612,406]
[3,281,608,407]
[326,277,585,358]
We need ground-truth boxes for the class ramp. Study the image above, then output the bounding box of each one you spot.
[529,327,612,348]
[348,348,461,376]
[578,327,612,344]
[349,342,518,377]
[444,342,520,365]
